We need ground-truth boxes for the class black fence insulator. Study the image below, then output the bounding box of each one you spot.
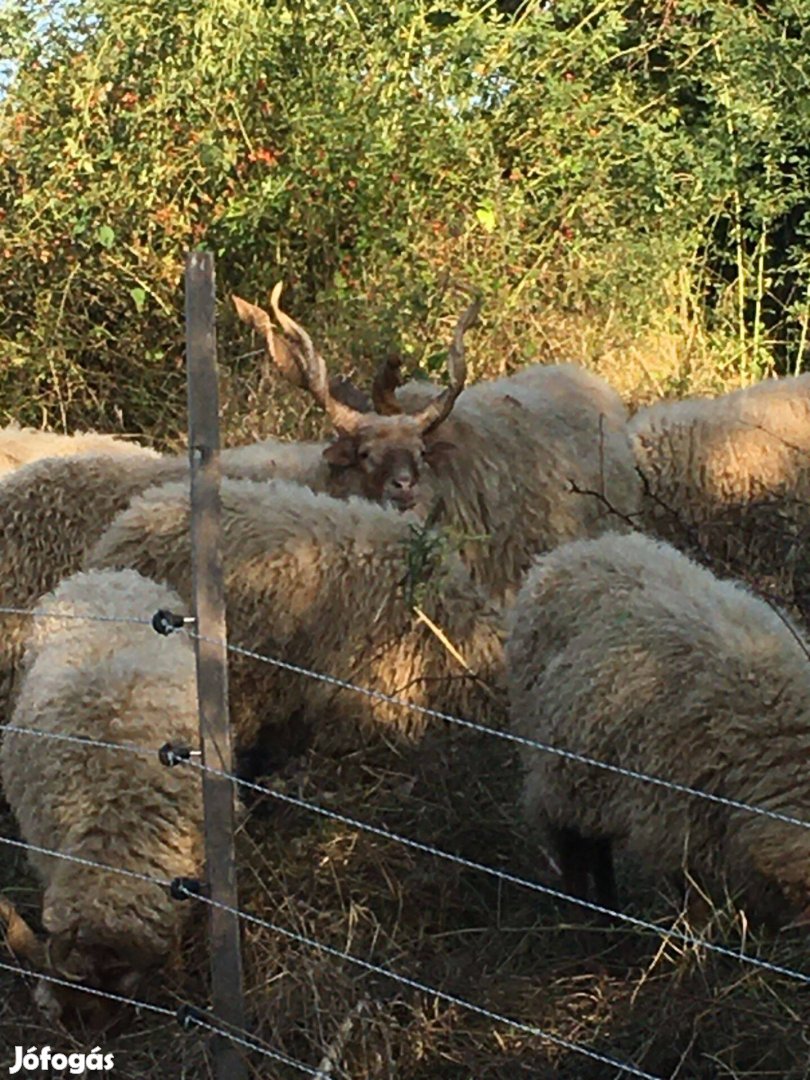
[170,876,210,901]
[152,609,195,636]
[159,742,192,768]
[176,1003,207,1030]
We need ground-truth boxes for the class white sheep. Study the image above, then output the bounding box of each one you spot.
[0,423,158,478]
[235,287,642,603]
[507,530,810,923]
[87,477,506,757]
[0,568,202,1018]
[0,439,327,725]
[629,374,810,608]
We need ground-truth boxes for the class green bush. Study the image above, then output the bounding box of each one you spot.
[1,0,809,442]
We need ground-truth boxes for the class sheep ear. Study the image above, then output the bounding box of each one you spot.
[322,437,357,468]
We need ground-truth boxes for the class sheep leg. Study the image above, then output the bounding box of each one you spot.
[588,837,618,912]
[552,826,593,904]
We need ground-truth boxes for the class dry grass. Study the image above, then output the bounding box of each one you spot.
[3,719,810,1079]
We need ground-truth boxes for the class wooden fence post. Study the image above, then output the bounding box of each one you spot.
[185,250,248,1080]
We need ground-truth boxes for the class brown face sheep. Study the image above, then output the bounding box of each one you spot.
[0,424,159,478]
[629,374,810,613]
[233,285,478,512]
[234,286,642,604]
[0,568,202,1020]
[87,478,505,760]
[506,530,810,925]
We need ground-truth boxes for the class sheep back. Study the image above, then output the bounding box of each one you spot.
[629,375,810,600]
[0,424,158,479]
[1,568,202,977]
[507,530,810,914]
[408,363,641,604]
[0,438,336,726]
[0,452,186,725]
[87,478,505,756]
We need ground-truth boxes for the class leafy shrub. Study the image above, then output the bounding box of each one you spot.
[1,0,808,442]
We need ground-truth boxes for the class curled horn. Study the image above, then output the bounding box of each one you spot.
[232,293,305,388]
[268,283,367,433]
[413,295,481,435]
[372,354,405,416]
[0,897,47,968]
[232,288,373,417]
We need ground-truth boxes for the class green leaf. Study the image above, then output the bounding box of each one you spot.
[130,287,147,313]
[475,205,496,233]
[97,224,115,249]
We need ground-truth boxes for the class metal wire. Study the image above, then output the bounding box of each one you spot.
[0,604,154,627]
[0,957,175,1017]
[204,632,810,836]
[5,600,810,836]
[187,760,810,988]
[2,721,156,758]
[182,889,664,1080]
[186,1013,323,1077]
[0,834,172,889]
[0,773,807,1075]
[5,721,810,988]
[0,960,321,1075]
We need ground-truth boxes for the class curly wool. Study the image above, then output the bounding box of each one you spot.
[628,374,810,591]
[0,568,202,1001]
[0,439,329,725]
[0,423,159,478]
[88,478,506,756]
[357,364,642,606]
[506,530,810,917]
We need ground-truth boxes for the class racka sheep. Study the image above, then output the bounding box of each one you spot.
[88,478,506,757]
[507,530,810,922]
[629,374,810,610]
[0,422,158,478]
[0,439,326,724]
[0,568,202,1018]
[235,285,642,602]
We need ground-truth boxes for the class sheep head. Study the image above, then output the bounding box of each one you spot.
[233,285,480,511]
[0,891,169,1025]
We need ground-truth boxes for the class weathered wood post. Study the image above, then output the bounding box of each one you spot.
[185,251,248,1080]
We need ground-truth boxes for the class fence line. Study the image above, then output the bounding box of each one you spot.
[182,887,664,1080]
[184,1013,323,1077]
[3,600,810,837]
[0,834,171,888]
[3,589,810,1073]
[0,838,662,1077]
[207,632,810,835]
[2,720,157,758]
[0,957,175,1017]
[3,760,810,989]
[0,959,321,1076]
[186,761,810,987]
[0,604,154,627]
